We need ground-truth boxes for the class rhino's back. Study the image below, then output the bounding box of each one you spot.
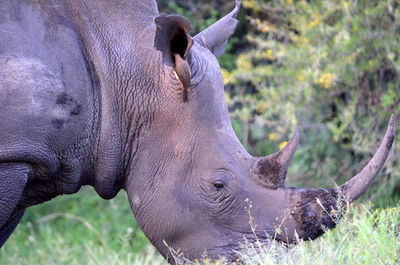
[0,0,96,203]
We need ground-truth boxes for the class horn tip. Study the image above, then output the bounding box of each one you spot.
[385,114,396,149]
[288,131,300,145]
[233,0,241,16]
[389,114,396,130]
[293,130,300,140]
[340,114,396,202]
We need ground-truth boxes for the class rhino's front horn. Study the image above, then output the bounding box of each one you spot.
[277,116,395,242]
[251,132,299,189]
[339,114,396,202]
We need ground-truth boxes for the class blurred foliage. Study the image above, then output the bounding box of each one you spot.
[165,0,399,206]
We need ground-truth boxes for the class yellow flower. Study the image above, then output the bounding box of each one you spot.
[269,133,279,141]
[221,69,236,85]
[237,54,252,70]
[244,0,255,8]
[286,0,293,4]
[255,102,269,112]
[258,21,275,33]
[221,69,230,85]
[309,18,320,28]
[296,73,306,82]
[279,141,288,150]
[368,60,376,72]
[294,36,309,46]
[224,92,232,106]
[266,49,274,60]
[342,1,351,11]
[318,73,335,89]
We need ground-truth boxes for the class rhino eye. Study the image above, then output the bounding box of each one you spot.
[213,181,224,190]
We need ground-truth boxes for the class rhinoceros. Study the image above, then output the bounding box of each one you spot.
[0,0,396,263]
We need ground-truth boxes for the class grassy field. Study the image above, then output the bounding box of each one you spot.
[0,187,398,265]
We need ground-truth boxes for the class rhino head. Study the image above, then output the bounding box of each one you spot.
[117,1,395,263]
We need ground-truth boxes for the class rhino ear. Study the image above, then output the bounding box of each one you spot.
[194,0,241,57]
[154,15,193,67]
[154,15,193,101]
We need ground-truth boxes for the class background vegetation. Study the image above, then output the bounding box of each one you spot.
[1,0,399,264]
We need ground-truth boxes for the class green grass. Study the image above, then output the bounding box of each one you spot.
[0,187,160,265]
[0,188,399,265]
[237,204,400,265]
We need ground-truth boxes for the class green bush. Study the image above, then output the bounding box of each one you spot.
[220,0,399,206]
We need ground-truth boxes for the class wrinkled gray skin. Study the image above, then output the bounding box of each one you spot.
[0,0,396,263]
